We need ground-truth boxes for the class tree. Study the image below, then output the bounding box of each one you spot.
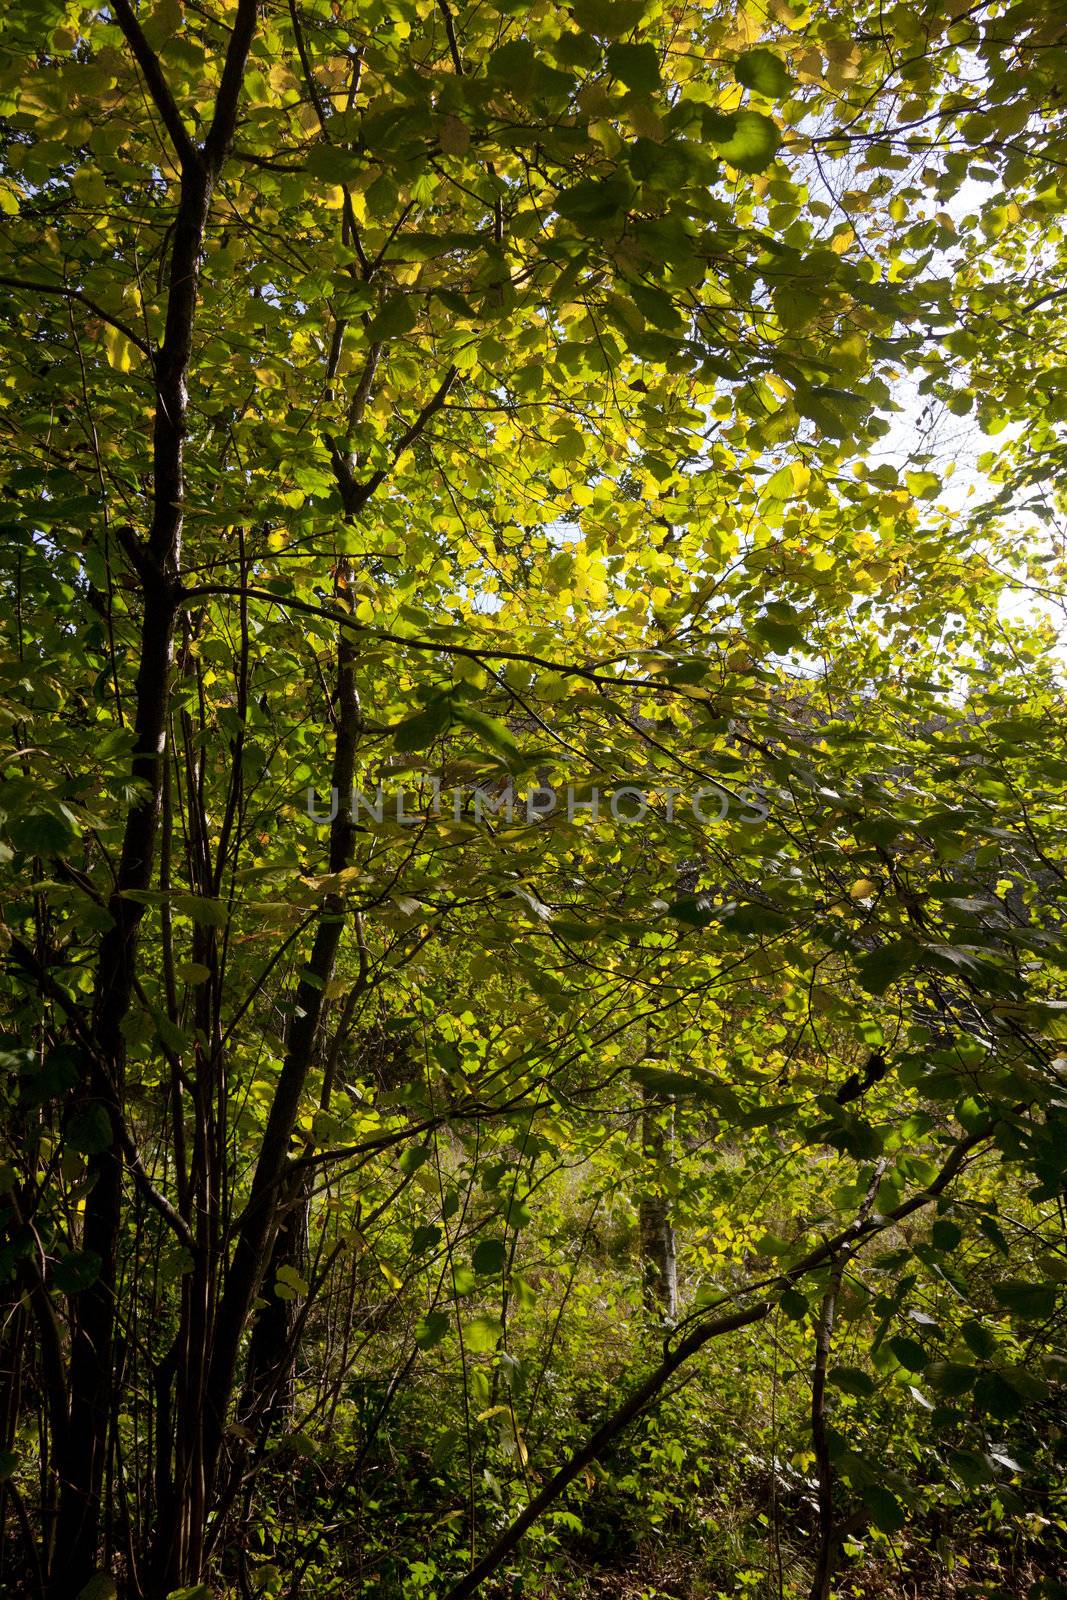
[1,0,1066,1597]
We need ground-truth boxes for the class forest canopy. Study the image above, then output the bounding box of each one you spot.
[1,0,1067,1598]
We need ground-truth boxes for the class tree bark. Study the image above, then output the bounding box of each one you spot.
[197,628,361,1558]
[808,1259,844,1600]
[48,6,259,1591]
[638,1087,677,1321]
[242,1191,308,1432]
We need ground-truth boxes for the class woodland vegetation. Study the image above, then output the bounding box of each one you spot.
[1,0,1067,1597]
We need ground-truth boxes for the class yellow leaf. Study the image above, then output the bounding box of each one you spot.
[378,1259,403,1290]
[103,324,135,372]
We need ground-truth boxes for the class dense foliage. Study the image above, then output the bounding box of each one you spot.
[2,0,1067,1597]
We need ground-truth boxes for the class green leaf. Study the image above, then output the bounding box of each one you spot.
[856,939,919,995]
[1038,1252,1067,1285]
[930,1218,963,1251]
[666,895,715,928]
[553,30,600,69]
[159,1246,195,1284]
[393,697,454,752]
[704,110,780,173]
[175,961,212,985]
[472,1238,507,1275]
[977,1212,1010,1256]
[569,0,646,36]
[1001,1364,1049,1402]
[7,808,77,856]
[905,469,940,500]
[753,613,805,654]
[734,48,793,99]
[450,703,520,757]
[555,174,635,227]
[829,1364,875,1397]
[632,1066,747,1119]
[311,1109,343,1147]
[973,1370,1023,1420]
[961,1317,998,1360]
[173,895,229,928]
[991,1279,1057,1321]
[67,1102,113,1156]
[923,1360,974,1397]
[947,1447,994,1488]
[797,383,870,440]
[486,39,536,92]
[888,1334,928,1372]
[399,1144,434,1176]
[414,1309,450,1350]
[273,1263,309,1300]
[862,1484,907,1533]
[77,1579,118,1600]
[22,1044,80,1108]
[305,144,365,184]
[606,41,660,92]
[463,1314,502,1352]
[364,295,418,342]
[53,1249,102,1294]
[0,1448,18,1481]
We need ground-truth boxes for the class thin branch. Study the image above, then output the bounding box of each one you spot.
[288,0,329,130]
[334,363,457,514]
[440,1123,997,1600]
[176,578,721,697]
[111,0,200,171]
[0,274,153,356]
[5,937,193,1247]
[202,0,261,171]
[117,1126,194,1249]
[437,0,465,74]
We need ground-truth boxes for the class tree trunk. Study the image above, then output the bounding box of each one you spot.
[242,1187,309,1433]
[48,6,260,1589]
[638,1088,677,1321]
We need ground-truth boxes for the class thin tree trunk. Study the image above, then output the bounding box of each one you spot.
[48,6,259,1591]
[196,627,361,1563]
[808,1160,885,1600]
[808,1258,844,1600]
[242,1193,308,1432]
[638,1087,677,1320]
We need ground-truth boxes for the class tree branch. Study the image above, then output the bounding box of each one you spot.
[203,0,261,172]
[111,0,200,172]
[175,579,730,696]
[437,0,465,75]
[0,275,153,356]
[440,1124,996,1600]
[287,0,329,130]
[339,363,458,514]
[5,937,193,1248]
